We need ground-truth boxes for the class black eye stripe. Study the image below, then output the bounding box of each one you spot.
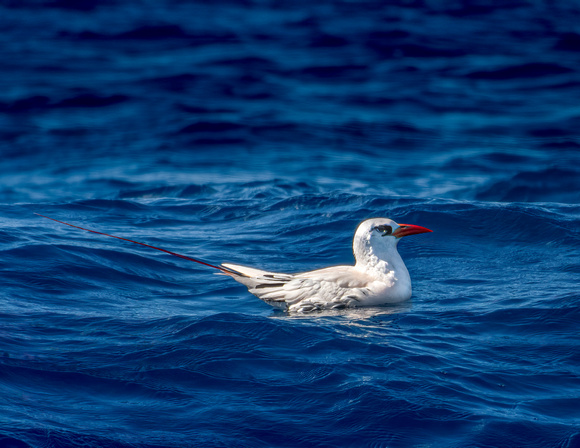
[376,225,392,235]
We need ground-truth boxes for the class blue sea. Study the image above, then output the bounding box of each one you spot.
[1,1,580,447]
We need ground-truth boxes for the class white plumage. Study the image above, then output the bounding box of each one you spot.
[222,218,432,313]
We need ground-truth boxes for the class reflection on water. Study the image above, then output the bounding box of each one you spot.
[271,302,412,341]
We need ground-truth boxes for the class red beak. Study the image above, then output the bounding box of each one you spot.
[393,224,433,238]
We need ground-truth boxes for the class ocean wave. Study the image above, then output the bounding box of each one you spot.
[2,1,580,446]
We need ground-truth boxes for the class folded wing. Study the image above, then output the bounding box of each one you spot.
[222,263,376,312]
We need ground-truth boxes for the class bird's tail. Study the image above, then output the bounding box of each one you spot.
[35,213,239,274]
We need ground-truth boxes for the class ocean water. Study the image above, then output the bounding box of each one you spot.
[1,1,580,447]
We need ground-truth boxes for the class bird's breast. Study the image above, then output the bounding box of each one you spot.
[354,263,412,305]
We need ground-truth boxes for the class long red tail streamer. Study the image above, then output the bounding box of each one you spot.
[35,213,236,274]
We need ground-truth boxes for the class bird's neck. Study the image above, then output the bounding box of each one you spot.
[354,240,409,280]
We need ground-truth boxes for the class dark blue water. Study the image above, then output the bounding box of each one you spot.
[1,1,580,447]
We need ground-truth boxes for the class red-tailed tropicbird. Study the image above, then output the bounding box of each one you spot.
[36,215,432,313]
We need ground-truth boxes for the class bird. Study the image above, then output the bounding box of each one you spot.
[36,215,432,313]
[221,218,432,312]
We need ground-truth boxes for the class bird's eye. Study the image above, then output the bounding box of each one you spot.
[376,225,392,236]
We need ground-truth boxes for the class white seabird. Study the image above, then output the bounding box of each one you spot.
[222,218,432,312]
[36,215,432,313]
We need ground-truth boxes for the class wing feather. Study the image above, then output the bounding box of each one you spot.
[222,263,377,312]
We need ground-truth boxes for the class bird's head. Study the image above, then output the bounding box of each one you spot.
[353,218,432,263]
